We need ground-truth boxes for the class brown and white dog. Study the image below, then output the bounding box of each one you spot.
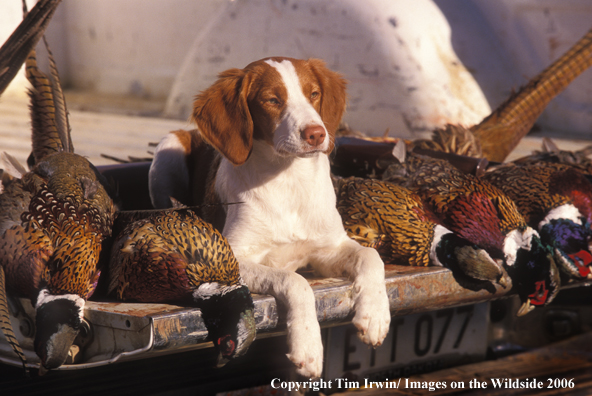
[149,57,390,377]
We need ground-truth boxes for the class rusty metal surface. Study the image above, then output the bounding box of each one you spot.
[384,266,509,316]
[0,261,588,371]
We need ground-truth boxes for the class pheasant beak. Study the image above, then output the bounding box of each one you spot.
[497,273,508,289]
[216,335,236,368]
[517,299,534,317]
[36,323,79,369]
[517,280,548,316]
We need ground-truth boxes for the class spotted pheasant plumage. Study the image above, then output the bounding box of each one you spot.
[484,164,577,226]
[336,177,437,267]
[109,209,241,301]
[0,9,115,370]
[484,162,592,280]
[385,153,526,240]
[109,208,255,365]
[0,154,114,369]
[336,177,505,287]
[383,149,560,315]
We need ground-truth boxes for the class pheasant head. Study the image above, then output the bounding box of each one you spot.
[33,289,85,369]
[508,234,560,316]
[539,216,592,279]
[193,283,256,367]
[433,228,505,286]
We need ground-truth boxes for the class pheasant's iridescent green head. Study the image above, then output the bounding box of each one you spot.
[539,218,592,280]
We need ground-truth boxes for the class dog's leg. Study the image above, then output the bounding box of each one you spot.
[310,239,391,347]
[239,261,324,378]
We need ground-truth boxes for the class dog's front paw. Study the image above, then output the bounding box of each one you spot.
[286,318,324,378]
[352,285,391,346]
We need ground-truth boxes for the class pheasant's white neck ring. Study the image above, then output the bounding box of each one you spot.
[193,280,246,300]
[36,289,85,321]
[538,204,583,229]
[429,225,451,267]
[503,227,537,266]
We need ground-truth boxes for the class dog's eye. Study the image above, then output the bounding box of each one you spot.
[310,91,320,100]
[267,98,280,105]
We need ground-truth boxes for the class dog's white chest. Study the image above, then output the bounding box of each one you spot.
[216,148,346,266]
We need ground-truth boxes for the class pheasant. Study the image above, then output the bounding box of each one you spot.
[483,162,592,281]
[0,31,115,370]
[383,143,560,316]
[335,177,506,289]
[108,208,256,367]
[412,28,592,162]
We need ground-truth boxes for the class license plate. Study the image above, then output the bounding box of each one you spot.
[324,303,489,382]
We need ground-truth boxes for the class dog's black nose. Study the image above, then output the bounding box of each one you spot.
[301,125,325,147]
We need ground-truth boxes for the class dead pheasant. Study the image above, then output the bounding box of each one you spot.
[383,143,560,316]
[0,31,115,370]
[484,162,592,281]
[335,177,506,288]
[413,28,592,162]
[0,0,62,374]
[108,208,256,367]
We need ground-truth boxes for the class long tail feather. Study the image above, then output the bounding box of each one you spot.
[0,266,29,375]
[26,49,65,162]
[25,39,73,163]
[43,35,72,153]
[471,29,592,162]
[0,0,62,96]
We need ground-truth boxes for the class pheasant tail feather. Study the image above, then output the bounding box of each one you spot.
[42,35,72,152]
[472,29,592,162]
[0,266,29,375]
[24,0,72,164]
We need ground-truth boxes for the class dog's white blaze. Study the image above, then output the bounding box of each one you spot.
[265,59,329,153]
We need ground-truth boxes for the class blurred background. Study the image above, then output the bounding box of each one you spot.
[1,0,591,164]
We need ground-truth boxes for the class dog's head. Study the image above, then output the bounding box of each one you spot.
[192,57,347,165]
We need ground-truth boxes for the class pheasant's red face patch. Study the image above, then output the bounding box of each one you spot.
[217,335,236,357]
[528,280,549,306]
[568,250,592,277]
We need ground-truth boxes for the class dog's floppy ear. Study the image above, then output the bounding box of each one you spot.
[308,59,347,153]
[192,68,254,165]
